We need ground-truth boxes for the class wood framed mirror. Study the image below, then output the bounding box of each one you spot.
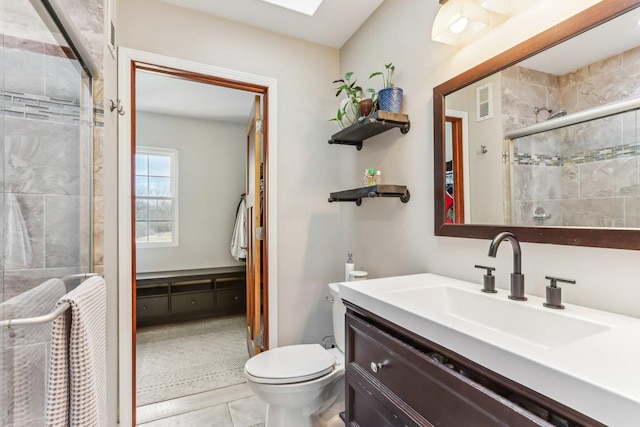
[434,0,640,250]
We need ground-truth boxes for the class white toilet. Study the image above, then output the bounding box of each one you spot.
[244,282,346,427]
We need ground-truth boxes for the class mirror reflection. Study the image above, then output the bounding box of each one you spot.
[444,6,640,229]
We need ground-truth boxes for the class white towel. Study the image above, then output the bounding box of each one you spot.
[45,276,107,427]
[0,278,66,425]
[231,196,248,261]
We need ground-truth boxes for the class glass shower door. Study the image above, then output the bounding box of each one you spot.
[0,0,93,425]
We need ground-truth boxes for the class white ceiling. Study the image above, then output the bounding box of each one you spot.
[159,0,384,49]
[136,70,257,124]
[520,7,640,75]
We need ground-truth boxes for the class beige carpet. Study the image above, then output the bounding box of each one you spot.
[136,315,249,406]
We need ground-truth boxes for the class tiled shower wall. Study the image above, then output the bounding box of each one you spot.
[501,46,640,227]
[0,0,104,425]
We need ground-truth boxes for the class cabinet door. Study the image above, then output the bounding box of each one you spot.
[171,292,214,315]
[137,296,169,324]
[347,312,550,427]
[346,373,408,427]
[216,288,246,314]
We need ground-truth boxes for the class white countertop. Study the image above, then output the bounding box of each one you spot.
[338,273,640,426]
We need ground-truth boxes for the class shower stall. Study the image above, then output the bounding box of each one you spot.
[0,0,97,425]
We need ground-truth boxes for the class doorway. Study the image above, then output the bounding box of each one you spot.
[117,49,278,426]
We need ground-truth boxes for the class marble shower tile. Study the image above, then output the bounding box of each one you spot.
[579,161,616,198]
[45,195,81,268]
[561,165,580,200]
[3,266,78,300]
[623,196,640,228]
[562,198,624,228]
[623,45,640,69]
[5,117,81,196]
[4,194,45,270]
[45,54,82,101]
[3,48,45,96]
[562,116,622,156]
[513,165,550,201]
[613,157,639,196]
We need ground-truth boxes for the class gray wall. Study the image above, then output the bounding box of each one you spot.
[135,112,246,272]
[118,0,342,346]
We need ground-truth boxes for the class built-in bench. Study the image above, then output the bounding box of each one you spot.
[136,266,246,326]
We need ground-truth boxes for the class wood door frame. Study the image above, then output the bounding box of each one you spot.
[445,109,471,224]
[117,48,278,426]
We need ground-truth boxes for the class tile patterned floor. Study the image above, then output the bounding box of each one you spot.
[137,383,266,427]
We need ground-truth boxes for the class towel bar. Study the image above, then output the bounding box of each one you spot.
[0,273,102,328]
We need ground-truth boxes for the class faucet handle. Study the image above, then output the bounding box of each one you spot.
[474,265,497,293]
[543,275,575,309]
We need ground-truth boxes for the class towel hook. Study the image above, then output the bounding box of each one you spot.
[109,99,125,116]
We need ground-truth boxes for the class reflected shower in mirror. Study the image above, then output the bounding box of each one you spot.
[434,1,640,249]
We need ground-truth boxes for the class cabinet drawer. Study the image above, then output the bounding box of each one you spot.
[346,373,405,427]
[347,312,549,427]
[216,288,246,313]
[137,296,168,320]
[171,292,214,315]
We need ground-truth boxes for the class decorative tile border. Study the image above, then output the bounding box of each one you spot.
[513,142,640,166]
[1,90,82,125]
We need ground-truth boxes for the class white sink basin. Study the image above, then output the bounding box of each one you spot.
[338,273,640,426]
[384,285,610,349]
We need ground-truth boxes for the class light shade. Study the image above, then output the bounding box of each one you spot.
[478,0,509,15]
[432,0,489,45]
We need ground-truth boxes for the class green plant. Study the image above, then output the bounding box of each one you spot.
[369,63,396,88]
[330,72,363,128]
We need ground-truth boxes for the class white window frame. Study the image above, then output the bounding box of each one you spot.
[135,146,179,248]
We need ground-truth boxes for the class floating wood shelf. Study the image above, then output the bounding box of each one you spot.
[328,111,410,150]
[329,184,410,206]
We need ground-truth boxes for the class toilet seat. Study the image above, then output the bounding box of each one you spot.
[244,344,336,384]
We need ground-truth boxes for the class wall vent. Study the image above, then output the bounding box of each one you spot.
[476,83,493,122]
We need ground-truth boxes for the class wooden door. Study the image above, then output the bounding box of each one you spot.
[246,95,263,356]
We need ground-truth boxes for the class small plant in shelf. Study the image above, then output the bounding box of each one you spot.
[369,62,403,113]
[330,72,363,129]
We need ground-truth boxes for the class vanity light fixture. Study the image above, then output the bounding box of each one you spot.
[432,0,490,45]
[478,0,509,15]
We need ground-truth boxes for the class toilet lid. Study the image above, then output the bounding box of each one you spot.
[245,344,336,384]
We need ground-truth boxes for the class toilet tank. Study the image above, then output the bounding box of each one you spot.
[328,282,346,352]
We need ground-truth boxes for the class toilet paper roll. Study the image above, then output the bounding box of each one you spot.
[349,270,368,281]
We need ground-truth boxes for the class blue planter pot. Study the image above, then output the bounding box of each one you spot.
[378,87,403,113]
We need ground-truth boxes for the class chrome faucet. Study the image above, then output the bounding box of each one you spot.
[487,231,527,301]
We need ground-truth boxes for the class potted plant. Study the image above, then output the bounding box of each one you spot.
[359,88,378,117]
[370,63,403,113]
[330,72,363,129]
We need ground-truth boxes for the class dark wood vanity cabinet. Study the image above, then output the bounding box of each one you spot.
[344,303,605,427]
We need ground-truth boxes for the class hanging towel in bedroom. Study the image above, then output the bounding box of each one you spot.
[231,195,248,261]
[45,275,107,427]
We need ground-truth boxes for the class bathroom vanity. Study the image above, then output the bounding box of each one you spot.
[340,274,640,426]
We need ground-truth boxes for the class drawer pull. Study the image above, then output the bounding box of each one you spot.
[191,300,196,304]
[370,362,384,373]
[142,305,147,310]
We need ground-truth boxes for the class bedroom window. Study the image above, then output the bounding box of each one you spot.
[135,147,179,247]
